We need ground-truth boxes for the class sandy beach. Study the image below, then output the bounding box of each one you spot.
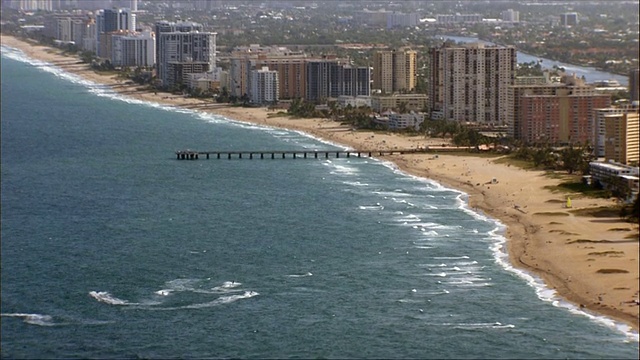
[2,35,638,332]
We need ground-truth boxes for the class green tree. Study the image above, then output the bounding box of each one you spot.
[560,146,587,174]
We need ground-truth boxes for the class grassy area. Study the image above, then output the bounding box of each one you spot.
[588,251,624,256]
[266,111,290,119]
[543,181,611,198]
[596,269,629,274]
[493,156,537,169]
[533,212,570,216]
[429,150,502,158]
[570,206,621,218]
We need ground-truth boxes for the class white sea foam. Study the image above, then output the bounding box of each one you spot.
[433,256,470,260]
[179,291,259,310]
[1,313,56,326]
[155,289,173,296]
[372,190,413,198]
[419,263,448,268]
[426,272,448,277]
[394,214,421,222]
[328,164,360,176]
[343,181,370,187]
[210,281,243,292]
[434,322,515,330]
[287,272,313,278]
[89,291,134,305]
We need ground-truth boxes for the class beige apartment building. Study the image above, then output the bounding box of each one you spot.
[604,112,639,165]
[372,49,417,94]
[230,47,308,99]
[371,94,428,113]
[429,43,516,124]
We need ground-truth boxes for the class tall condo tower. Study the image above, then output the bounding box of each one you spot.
[372,49,417,94]
[429,43,516,124]
[155,21,216,88]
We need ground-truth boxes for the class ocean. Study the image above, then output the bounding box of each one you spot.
[1,46,638,359]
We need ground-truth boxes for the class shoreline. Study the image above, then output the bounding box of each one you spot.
[2,35,638,334]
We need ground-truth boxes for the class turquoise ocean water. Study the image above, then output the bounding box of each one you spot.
[1,46,638,359]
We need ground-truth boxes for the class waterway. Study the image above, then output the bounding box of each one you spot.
[438,35,629,86]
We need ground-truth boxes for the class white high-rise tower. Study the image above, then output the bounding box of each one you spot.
[130,0,137,31]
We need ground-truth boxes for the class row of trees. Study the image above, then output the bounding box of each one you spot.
[512,144,593,174]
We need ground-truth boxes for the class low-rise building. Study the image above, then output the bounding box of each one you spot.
[371,94,427,113]
[188,69,229,93]
[388,112,425,131]
[337,95,371,108]
[589,161,639,202]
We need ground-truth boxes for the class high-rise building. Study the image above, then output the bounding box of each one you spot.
[111,30,154,67]
[511,76,610,144]
[9,0,52,11]
[630,68,639,103]
[250,66,279,104]
[97,8,130,34]
[96,8,130,57]
[560,12,578,26]
[501,9,519,23]
[229,46,308,99]
[372,49,417,94]
[43,13,88,44]
[386,12,419,29]
[305,59,370,102]
[156,28,216,88]
[154,21,204,83]
[593,105,639,157]
[353,9,390,27]
[429,43,516,124]
[604,112,639,165]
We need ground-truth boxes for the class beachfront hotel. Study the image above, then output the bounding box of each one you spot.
[372,49,417,94]
[428,43,516,125]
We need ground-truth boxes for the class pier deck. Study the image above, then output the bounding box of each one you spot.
[175,148,435,160]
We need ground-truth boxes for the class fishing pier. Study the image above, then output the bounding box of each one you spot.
[176,148,432,160]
